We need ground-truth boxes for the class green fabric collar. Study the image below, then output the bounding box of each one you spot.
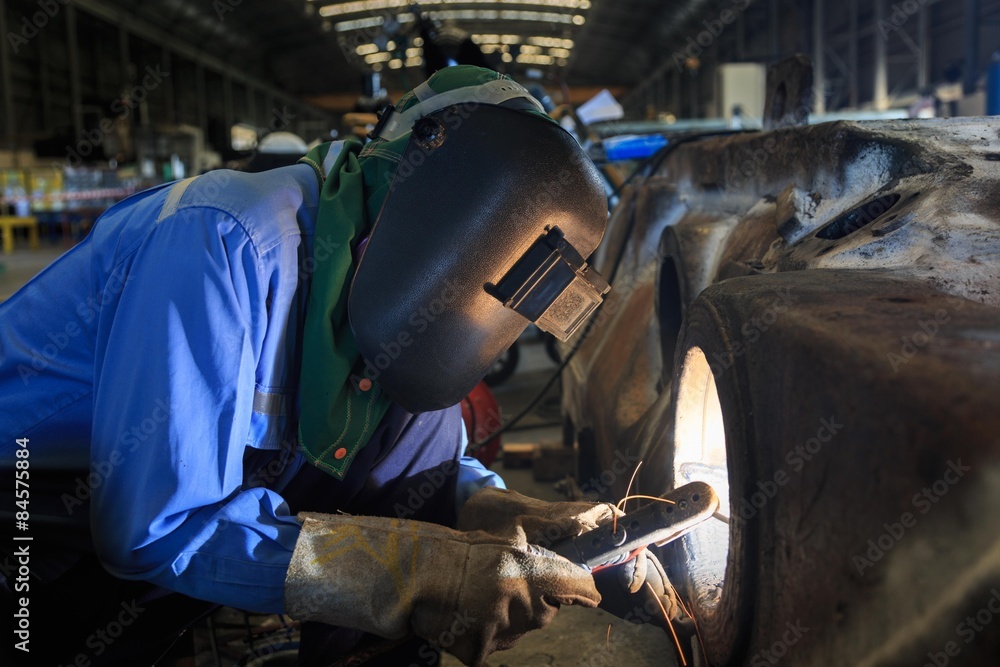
[295,65,552,478]
[296,140,392,479]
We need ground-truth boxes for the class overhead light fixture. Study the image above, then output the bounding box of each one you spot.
[388,59,403,69]
[334,10,582,30]
[355,43,379,55]
[319,0,590,18]
[516,53,555,65]
[472,34,523,44]
[334,15,394,31]
[527,36,574,48]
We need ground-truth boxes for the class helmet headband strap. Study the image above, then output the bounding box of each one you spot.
[370,79,545,142]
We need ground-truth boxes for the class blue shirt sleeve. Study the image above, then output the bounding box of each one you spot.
[90,205,300,613]
[455,426,506,511]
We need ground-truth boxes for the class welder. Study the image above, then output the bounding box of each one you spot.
[0,66,681,666]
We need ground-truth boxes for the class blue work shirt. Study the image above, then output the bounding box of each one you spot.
[0,159,502,613]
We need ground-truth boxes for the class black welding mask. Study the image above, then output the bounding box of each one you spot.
[349,84,609,413]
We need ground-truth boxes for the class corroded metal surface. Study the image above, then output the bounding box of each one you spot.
[562,118,1000,665]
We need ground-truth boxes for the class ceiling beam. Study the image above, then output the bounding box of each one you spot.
[71,0,335,120]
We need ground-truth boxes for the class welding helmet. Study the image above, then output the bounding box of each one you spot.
[350,68,609,413]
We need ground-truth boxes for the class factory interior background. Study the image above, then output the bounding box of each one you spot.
[2,0,1000,666]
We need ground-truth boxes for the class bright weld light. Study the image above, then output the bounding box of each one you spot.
[673,346,731,613]
[318,0,590,18]
[355,43,379,55]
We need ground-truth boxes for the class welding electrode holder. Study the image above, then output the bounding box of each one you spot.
[551,481,720,569]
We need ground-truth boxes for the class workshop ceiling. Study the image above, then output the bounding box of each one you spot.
[92,0,710,94]
[84,0,353,94]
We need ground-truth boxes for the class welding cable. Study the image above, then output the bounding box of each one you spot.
[466,130,748,453]
[604,128,749,208]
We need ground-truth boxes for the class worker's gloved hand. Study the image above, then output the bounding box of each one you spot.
[455,488,688,631]
[593,548,690,631]
[284,512,601,667]
[456,486,620,549]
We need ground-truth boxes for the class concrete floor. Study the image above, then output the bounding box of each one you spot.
[2,243,682,666]
[0,242,66,301]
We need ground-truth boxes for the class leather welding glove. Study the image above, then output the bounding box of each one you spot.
[457,487,687,629]
[593,548,689,630]
[456,486,620,549]
[284,512,601,667]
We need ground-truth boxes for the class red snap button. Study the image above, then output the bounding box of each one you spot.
[334,447,348,460]
[359,378,373,391]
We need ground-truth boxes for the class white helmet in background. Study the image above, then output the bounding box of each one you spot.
[257,131,308,155]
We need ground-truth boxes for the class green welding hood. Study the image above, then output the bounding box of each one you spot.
[349,84,609,413]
